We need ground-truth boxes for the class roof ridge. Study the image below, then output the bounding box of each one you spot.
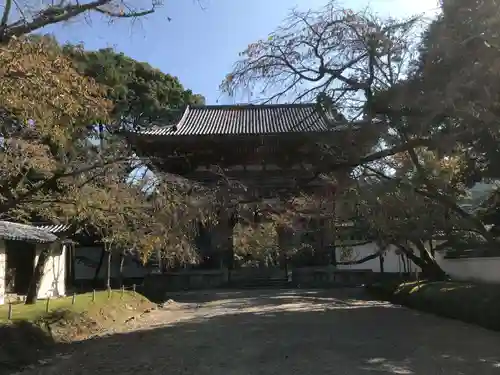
[128,102,342,136]
[188,103,317,110]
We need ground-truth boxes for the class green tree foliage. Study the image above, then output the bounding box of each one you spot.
[64,46,205,129]
[366,0,500,252]
[372,0,500,187]
[233,222,279,267]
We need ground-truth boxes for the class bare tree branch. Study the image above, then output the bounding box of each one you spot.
[1,0,13,27]
[336,249,382,265]
[0,0,160,43]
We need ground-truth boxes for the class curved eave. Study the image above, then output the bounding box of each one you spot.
[122,129,347,145]
[0,221,58,244]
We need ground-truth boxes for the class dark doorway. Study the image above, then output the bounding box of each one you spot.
[5,240,36,295]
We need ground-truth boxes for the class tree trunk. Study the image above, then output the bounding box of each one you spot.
[119,253,125,287]
[25,247,51,305]
[379,254,385,273]
[413,240,447,279]
[99,123,105,151]
[226,209,237,283]
[106,251,112,290]
[396,244,448,281]
[401,254,407,273]
[93,248,106,287]
[156,250,163,274]
[65,243,75,289]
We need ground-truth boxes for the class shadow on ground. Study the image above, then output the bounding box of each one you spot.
[165,287,366,305]
[0,321,61,374]
[14,288,500,375]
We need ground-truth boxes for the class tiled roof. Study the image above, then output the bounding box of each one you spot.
[133,104,340,136]
[35,224,72,233]
[0,221,58,243]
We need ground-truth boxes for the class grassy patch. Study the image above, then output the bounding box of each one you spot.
[0,290,152,323]
[0,290,155,372]
[367,280,500,331]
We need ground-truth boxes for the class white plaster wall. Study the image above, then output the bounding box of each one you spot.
[74,246,149,280]
[435,252,500,284]
[336,242,420,273]
[0,241,5,305]
[36,243,66,299]
[335,241,500,284]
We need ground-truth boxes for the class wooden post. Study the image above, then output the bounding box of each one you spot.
[72,293,76,305]
[45,297,50,313]
[107,288,111,299]
[121,285,125,299]
[92,289,96,302]
[132,284,136,296]
[8,303,12,320]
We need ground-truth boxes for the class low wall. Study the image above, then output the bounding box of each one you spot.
[165,270,227,290]
[142,270,225,300]
[291,267,375,287]
[37,244,66,299]
[435,253,500,284]
[229,267,286,284]
[142,267,288,298]
[74,246,151,281]
[339,242,500,285]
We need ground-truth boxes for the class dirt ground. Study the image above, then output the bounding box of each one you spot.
[12,288,500,375]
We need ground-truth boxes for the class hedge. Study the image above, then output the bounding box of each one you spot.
[367,280,500,331]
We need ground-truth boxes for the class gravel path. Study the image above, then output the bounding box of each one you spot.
[14,288,500,375]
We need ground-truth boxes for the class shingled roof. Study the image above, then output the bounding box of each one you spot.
[0,221,58,243]
[33,223,72,233]
[133,103,338,136]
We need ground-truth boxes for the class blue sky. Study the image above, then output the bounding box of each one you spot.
[44,0,440,105]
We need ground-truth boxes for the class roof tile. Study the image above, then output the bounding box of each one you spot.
[135,104,338,136]
[35,224,72,233]
[0,221,58,243]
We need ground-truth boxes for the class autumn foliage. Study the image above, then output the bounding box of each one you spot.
[0,36,199,271]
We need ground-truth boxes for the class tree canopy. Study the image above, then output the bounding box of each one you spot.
[65,46,205,130]
[0,35,207,301]
[221,0,500,276]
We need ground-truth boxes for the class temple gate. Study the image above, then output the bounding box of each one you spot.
[124,103,355,273]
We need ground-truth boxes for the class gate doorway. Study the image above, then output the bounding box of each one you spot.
[5,240,36,295]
